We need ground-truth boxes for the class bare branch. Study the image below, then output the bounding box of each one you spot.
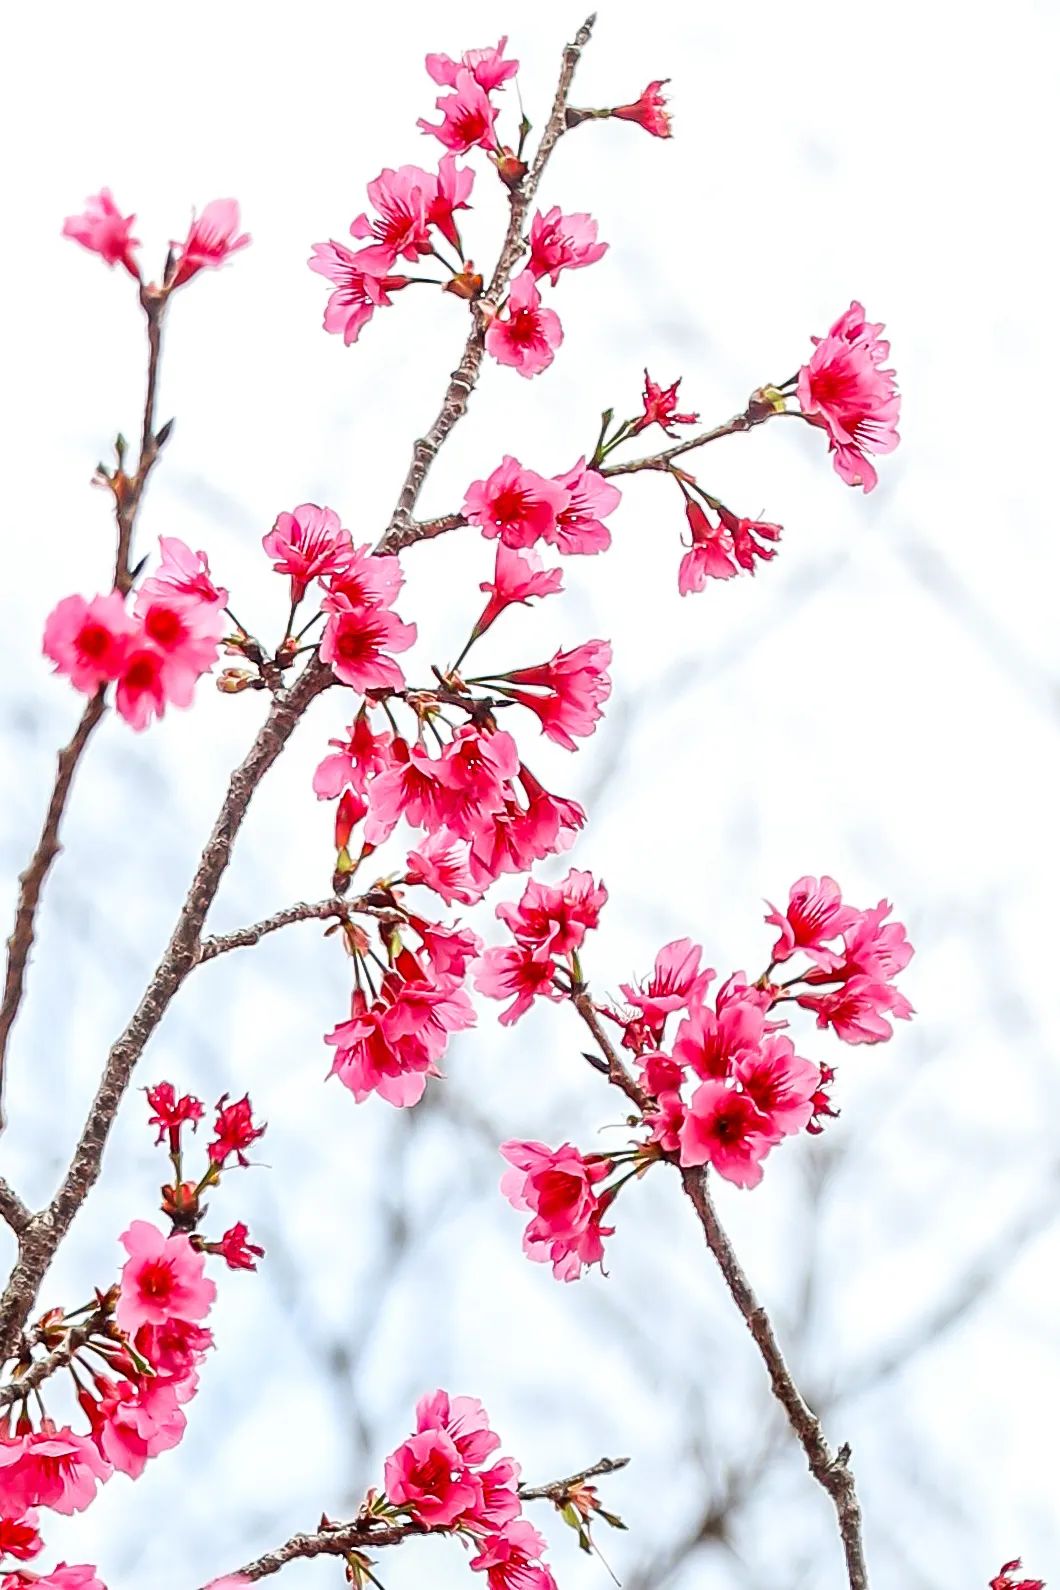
[379,14,597,553]
[597,412,757,477]
[0,1177,32,1236]
[519,1453,629,1500]
[197,895,402,964]
[0,657,333,1363]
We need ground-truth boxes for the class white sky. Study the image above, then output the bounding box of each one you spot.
[1,2,1059,1588]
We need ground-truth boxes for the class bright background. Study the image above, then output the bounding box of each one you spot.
[1,2,1058,1587]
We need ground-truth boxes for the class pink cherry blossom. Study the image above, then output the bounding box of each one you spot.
[308,241,411,344]
[547,461,621,555]
[474,943,560,1026]
[810,898,914,984]
[208,1093,266,1167]
[797,302,900,492]
[496,870,607,957]
[405,831,486,906]
[114,644,167,731]
[765,875,861,970]
[383,1428,480,1527]
[500,1141,613,1281]
[673,988,767,1080]
[326,970,474,1108]
[349,166,435,273]
[463,456,571,550]
[139,537,228,611]
[474,544,564,638]
[722,509,782,573]
[428,154,475,252]
[990,1562,1045,1590]
[500,640,613,750]
[425,38,519,93]
[645,1088,686,1153]
[735,1036,820,1136]
[262,503,353,602]
[313,711,393,800]
[470,1521,558,1590]
[319,597,416,692]
[797,975,914,1044]
[43,593,135,694]
[171,199,250,288]
[485,272,563,378]
[133,1317,213,1402]
[12,1567,107,1590]
[678,500,738,591]
[415,1390,500,1466]
[0,1427,110,1516]
[62,189,139,276]
[145,1082,204,1147]
[633,370,699,436]
[0,1511,43,1561]
[86,1376,186,1480]
[527,207,608,286]
[678,1081,781,1188]
[620,939,715,1035]
[418,68,500,153]
[116,1220,216,1334]
[611,79,672,138]
[132,590,223,706]
[212,1222,265,1272]
[324,544,405,611]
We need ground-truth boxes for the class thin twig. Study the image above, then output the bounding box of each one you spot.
[597,412,755,477]
[0,658,334,1364]
[379,14,597,552]
[211,1453,626,1584]
[0,691,107,1131]
[197,896,402,964]
[0,1177,32,1237]
[573,995,869,1590]
[0,1319,98,1408]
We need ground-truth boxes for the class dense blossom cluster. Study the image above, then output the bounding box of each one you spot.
[490,873,913,1278]
[0,1090,264,1586]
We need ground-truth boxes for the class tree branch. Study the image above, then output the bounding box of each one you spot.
[0,658,333,1363]
[0,1177,32,1237]
[597,412,756,477]
[378,14,597,553]
[210,1453,626,1584]
[196,895,401,965]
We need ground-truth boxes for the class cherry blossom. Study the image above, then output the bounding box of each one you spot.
[632,370,699,436]
[527,207,608,286]
[115,1221,216,1334]
[308,241,411,344]
[62,190,139,276]
[765,875,861,970]
[611,79,672,137]
[463,457,570,550]
[547,461,621,555]
[425,38,519,93]
[473,544,564,639]
[797,301,901,491]
[500,1141,614,1280]
[418,69,500,153]
[484,272,563,378]
[42,594,135,694]
[170,199,250,288]
[262,503,353,602]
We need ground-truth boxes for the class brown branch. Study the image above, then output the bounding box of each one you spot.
[0,658,333,1364]
[210,1453,626,1584]
[679,1168,869,1590]
[0,1177,32,1236]
[597,412,755,477]
[0,691,107,1132]
[196,895,401,964]
[378,14,597,554]
[0,1318,99,1409]
[573,994,869,1590]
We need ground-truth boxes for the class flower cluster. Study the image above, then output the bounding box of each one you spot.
[464,455,621,556]
[378,1390,559,1588]
[309,38,609,373]
[43,539,227,730]
[493,877,913,1278]
[63,194,248,289]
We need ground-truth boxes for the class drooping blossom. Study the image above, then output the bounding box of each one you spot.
[797,975,914,1045]
[727,512,782,572]
[425,38,519,93]
[0,1510,42,1561]
[313,710,393,800]
[499,640,613,750]
[133,1316,213,1403]
[463,457,570,550]
[765,876,860,970]
[208,1094,266,1167]
[349,166,435,273]
[619,939,714,1039]
[527,207,608,286]
[405,831,486,906]
[62,189,139,276]
[418,69,500,153]
[547,461,621,555]
[610,79,672,137]
[484,272,563,378]
[796,302,900,491]
[308,241,411,344]
[139,537,228,611]
[500,1141,613,1280]
[678,1081,781,1188]
[145,1082,204,1147]
[632,370,699,436]
[42,593,135,694]
[212,1222,265,1271]
[0,1428,110,1516]
[170,199,250,288]
[319,595,417,692]
[428,155,475,252]
[496,871,608,958]
[326,967,475,1108]
[82,1375,186,1481]
[470,1521,558,1590]
[678,499,738,590]
[262,503,353,603]
[115,1221,216,1334]
[473,544,564,638]
[467,765,585,889]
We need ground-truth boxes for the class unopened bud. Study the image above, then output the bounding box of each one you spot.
[492,147,528,190]
[217,667,255,694]
[445,265,484,301]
